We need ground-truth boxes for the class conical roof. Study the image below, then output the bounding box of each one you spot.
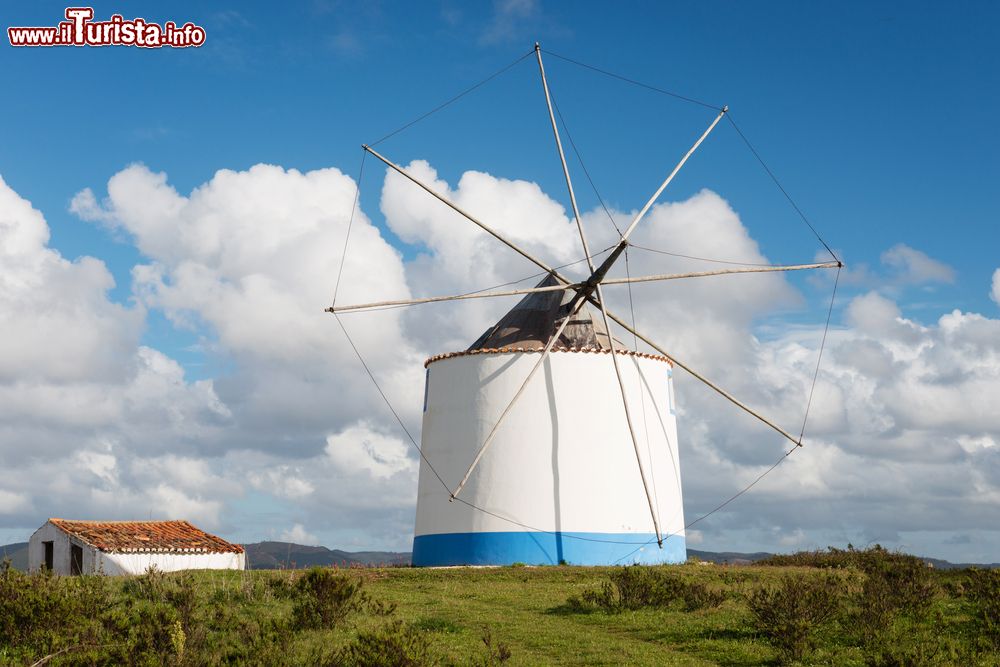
[468,274,614,351]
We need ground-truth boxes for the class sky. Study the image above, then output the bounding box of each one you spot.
[0,1,998,562]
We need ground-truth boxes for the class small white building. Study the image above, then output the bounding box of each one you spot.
[28,518,245,575]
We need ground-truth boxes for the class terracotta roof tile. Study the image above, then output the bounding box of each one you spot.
[49,519,244,554]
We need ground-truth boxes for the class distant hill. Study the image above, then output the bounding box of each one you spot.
[1,542,28,570]
[242,541,411,569]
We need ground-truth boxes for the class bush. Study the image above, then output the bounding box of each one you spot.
[291,567,366,630]
[678,580,727,611]
[333,620,436,667]
[966,568,1000,650]
[747,574,841,664]
[0,561,111,662]
[860,615,969,667]
[567,566,724,613]
[470,626,512,666]
[757,544,929,573]
[849,552,937,651]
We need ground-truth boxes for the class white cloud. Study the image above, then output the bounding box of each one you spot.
[814,245,954,293]
[247,467,315,500]
[0,490,29,515]
[325,422,417,481]
[281,523,318,545]
[881,243,955,285]
[68,187,114,225]
[992,268,1000,305]
[479,0,538,45]
[0,177,142,385]
[778,528,809,548]
[0,174,241,532]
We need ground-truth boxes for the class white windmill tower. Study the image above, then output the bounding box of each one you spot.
[329,44,840,566]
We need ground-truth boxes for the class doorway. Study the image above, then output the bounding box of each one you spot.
[42,541,53,571]
[70,544,83,575]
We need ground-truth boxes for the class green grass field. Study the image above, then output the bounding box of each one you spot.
[2,549,998,665]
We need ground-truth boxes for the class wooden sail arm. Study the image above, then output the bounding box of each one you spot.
[326,262,840,314]
[582,107,728,294]
[536,43,662,546]
[362,144,566,284]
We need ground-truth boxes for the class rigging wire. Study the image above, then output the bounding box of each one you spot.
[615,443,803,564]
[726,114,840,264]
[334,313,448,490]
[331,150,367,308]
[541,48,723,112]
[626,243,805,268]
[369,49,535,148]
[622,263,845,554]
[797,264,841,444]
[549,93,623,238]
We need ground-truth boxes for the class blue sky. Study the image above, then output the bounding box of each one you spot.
[4,1,996,302]
[1,1,998,560]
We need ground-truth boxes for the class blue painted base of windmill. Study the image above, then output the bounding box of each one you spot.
[411,531,686,566]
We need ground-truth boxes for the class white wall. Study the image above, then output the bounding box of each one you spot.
[415,351,685,539]
[98,551,245,575]
[28,522,97,575]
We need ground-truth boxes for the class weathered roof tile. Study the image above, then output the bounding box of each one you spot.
[49,519,243,554]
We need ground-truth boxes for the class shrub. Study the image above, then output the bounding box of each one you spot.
[106,598,182,664]
[677,580,727,611]
[757,544,929,573]
[566,566,724,613]
[862,623,968,667]
[965,568,1000,650]
[122,565,168,601]
[472,626,512,666]
[333,620,436,667]
[852,554,937,649]
[747,574,840,664]
[0,561,110,662]
[291,567,366,630]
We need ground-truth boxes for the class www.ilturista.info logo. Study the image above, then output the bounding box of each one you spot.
[8,8,206,48]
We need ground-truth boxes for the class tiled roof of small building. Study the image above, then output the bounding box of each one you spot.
[49,519,244,554]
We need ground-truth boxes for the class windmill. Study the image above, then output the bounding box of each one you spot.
[328,44,841,566]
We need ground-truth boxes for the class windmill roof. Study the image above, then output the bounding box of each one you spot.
[424,346,673,368]
[48,519,244,554]
[468,274,615,351]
